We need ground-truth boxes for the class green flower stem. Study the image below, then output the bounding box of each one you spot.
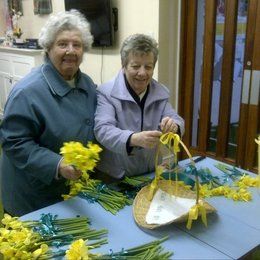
[92,236,173,260]
[54,224,90,232]
[41,228,107,241]
[80,187,131,214]
[99,201,118,215]
[77,229,108,240]
[66,177,133,214]
[88,239,108,248]
[122,176,151,187]
[26,218,108,247]
[24,216,90,230]
[214,163,241,181]
[123,236,168,254]
[53,216,90,224]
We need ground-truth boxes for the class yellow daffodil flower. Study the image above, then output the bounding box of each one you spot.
[66,239,89,260]
[199,184,212,198]
[60,141,102,199]
[60,142,102,173]
[236,174,259,188]
[33,244,49,258]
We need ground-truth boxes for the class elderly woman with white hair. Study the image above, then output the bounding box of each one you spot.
[94,34,185,180]
[0,10,96,216]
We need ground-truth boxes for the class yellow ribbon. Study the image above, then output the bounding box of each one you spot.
[149,133,195,199]
[148,132,208,229]
[160,133,181,195]
[186,202,207,230]
[160,133,194,165]
[148,165,164,200]
[160,132,180,155]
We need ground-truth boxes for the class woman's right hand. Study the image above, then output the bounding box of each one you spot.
[58,160,82,180]
[130,130,162,149]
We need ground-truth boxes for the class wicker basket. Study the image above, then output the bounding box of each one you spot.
[133,179,216,229]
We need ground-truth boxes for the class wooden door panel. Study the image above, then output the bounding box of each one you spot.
[244,0,260,171]
[198,0,216,152]
[180,0,197,148]
[180,0,259,173]
[216,0,238,158]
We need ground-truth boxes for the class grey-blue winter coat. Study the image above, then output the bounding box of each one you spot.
[0,60,96,216]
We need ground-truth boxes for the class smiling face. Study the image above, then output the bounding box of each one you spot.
[48,30,84,80]
[123,51,155,95]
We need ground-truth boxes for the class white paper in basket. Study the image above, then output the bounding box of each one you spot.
[146,189,196,225]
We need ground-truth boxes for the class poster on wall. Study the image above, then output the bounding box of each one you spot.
[8,0,23,14]
[34,0,53,15]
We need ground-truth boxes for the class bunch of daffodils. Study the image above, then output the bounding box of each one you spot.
[64,179,132,215]
[0,214,50,259]
[198,173,259,202]
[65,237,173,260]
[0,213,107,259]
[60,141,102,173]
[61,141,133,214]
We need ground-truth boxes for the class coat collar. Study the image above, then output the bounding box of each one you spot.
[110,69,170,104]
[111,69,134,101]
[41,60,90,97]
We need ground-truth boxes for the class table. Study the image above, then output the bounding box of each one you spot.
[21,157,260,259]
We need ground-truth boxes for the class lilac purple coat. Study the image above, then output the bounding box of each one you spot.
[94,70,184,178]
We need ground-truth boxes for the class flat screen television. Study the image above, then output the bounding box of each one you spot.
[64,0,114,47]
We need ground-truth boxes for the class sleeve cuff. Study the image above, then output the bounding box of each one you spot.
[126,133,134,155]
[55,157,64,180]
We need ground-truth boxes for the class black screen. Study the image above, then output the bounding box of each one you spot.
[64,0,113,47]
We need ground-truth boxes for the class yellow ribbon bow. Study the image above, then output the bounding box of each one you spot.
[186,202,207,230]
[160,132,181,155]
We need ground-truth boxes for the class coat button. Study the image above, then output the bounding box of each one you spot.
[86,119,92,125]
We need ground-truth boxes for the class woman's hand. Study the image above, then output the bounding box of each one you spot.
[130,130,162,149]
[58,160,82,180]
[160,117,179,133]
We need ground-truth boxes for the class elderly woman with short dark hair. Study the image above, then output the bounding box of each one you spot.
[94,34,185,180]
[0,10,96,216]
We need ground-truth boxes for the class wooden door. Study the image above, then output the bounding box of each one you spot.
[179,0,259,172]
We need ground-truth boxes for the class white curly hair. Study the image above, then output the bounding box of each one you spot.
[39,9,93,54]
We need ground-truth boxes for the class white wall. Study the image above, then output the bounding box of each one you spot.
[0,0,181,109]
[83,0,160,85]
[0,1,8,35]
[158,0,181,107]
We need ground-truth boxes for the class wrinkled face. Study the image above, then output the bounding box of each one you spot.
[123,51,155,95]
[48,30,84,80]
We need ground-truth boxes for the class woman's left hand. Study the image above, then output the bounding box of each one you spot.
[160,117,179,133]
[58,160,82,180]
